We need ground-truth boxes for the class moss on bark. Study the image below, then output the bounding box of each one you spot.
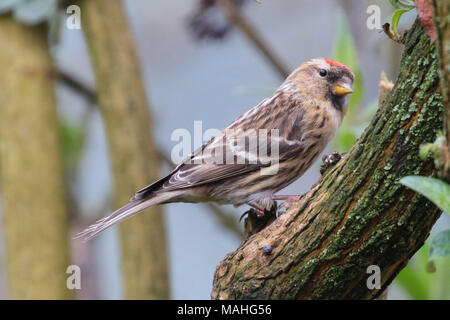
[433,0,450,179]
[212,20,443,300]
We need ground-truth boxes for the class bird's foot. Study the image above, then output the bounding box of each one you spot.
[320,151,346,175]
[271,195,301,213]
[241,195,302,236]
[242,201,277,237]
[247,202,267,216]
[239,202,267,222]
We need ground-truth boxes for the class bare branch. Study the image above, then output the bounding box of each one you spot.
[216,0,290,78]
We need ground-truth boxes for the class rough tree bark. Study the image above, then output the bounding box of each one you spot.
[433,0,450,180]
[80,0,169,299]
[212,19,444,299]
[0,17,72,299]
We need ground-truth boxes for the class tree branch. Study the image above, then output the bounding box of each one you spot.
[212,19,443,300]
[216,0,290,78]
[433,0,450,180]
[0,16,72,299]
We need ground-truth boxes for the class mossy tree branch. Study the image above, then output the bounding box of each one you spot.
[212,20,443,299]
[433,0,450,180]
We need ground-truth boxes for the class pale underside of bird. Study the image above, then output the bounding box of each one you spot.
[76,57,354,241]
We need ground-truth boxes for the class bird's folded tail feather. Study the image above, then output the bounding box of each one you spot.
[74,193,171,242]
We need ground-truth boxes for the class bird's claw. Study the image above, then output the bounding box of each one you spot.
[242,202,278,236]
[277,198,300,213]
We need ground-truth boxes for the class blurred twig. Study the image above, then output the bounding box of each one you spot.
[56,69,244,239]
[216,0,289,78]
[383,23,405,44]
[58,71,96,101]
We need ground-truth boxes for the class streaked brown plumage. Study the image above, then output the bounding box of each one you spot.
[76,57,354,241]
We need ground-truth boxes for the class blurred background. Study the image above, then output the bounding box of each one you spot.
[0,0,448,299]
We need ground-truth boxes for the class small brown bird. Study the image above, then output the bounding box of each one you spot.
[76,58,354,241]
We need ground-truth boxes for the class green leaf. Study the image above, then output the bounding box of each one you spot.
[399,176,450,214]
[389,0,415,10]
[429,230,450,260]
[389,0,400,10]
[391,9,409,36]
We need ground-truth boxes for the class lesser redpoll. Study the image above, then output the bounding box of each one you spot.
[76,58,354,241]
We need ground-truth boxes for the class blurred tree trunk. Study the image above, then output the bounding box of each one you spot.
[79,0,169,299]
[0,16,72,299]
[213,20,443,299]
[434,0,450,180]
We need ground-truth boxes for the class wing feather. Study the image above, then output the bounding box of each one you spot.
[134,90,308,200]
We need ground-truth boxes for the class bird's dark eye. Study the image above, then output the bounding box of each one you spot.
[319,69,327,77]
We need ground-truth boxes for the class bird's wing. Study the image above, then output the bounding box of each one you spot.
[133,129,270,200]
[132,98,280,200]
[165,136,265,187]
[133,91,309,200]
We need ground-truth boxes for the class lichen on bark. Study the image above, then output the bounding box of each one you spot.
[212,20,443,300]
[433,0,450,180]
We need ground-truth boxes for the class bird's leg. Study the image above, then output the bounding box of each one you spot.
[242,202,278,237]
[240,201,273,222]
[248,202,266,216]
[271,195,301,201]
[271,195,301,211]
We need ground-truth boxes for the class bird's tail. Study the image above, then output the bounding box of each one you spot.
[74,192,173,241]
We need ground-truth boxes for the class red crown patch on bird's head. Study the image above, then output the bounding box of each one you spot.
[324,58,352,73]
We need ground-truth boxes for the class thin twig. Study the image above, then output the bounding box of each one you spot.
[382,23,405,44]
[57,71,96,102]
[216,0,290,78]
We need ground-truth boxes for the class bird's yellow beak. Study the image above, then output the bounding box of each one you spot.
[333,82,353,96]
